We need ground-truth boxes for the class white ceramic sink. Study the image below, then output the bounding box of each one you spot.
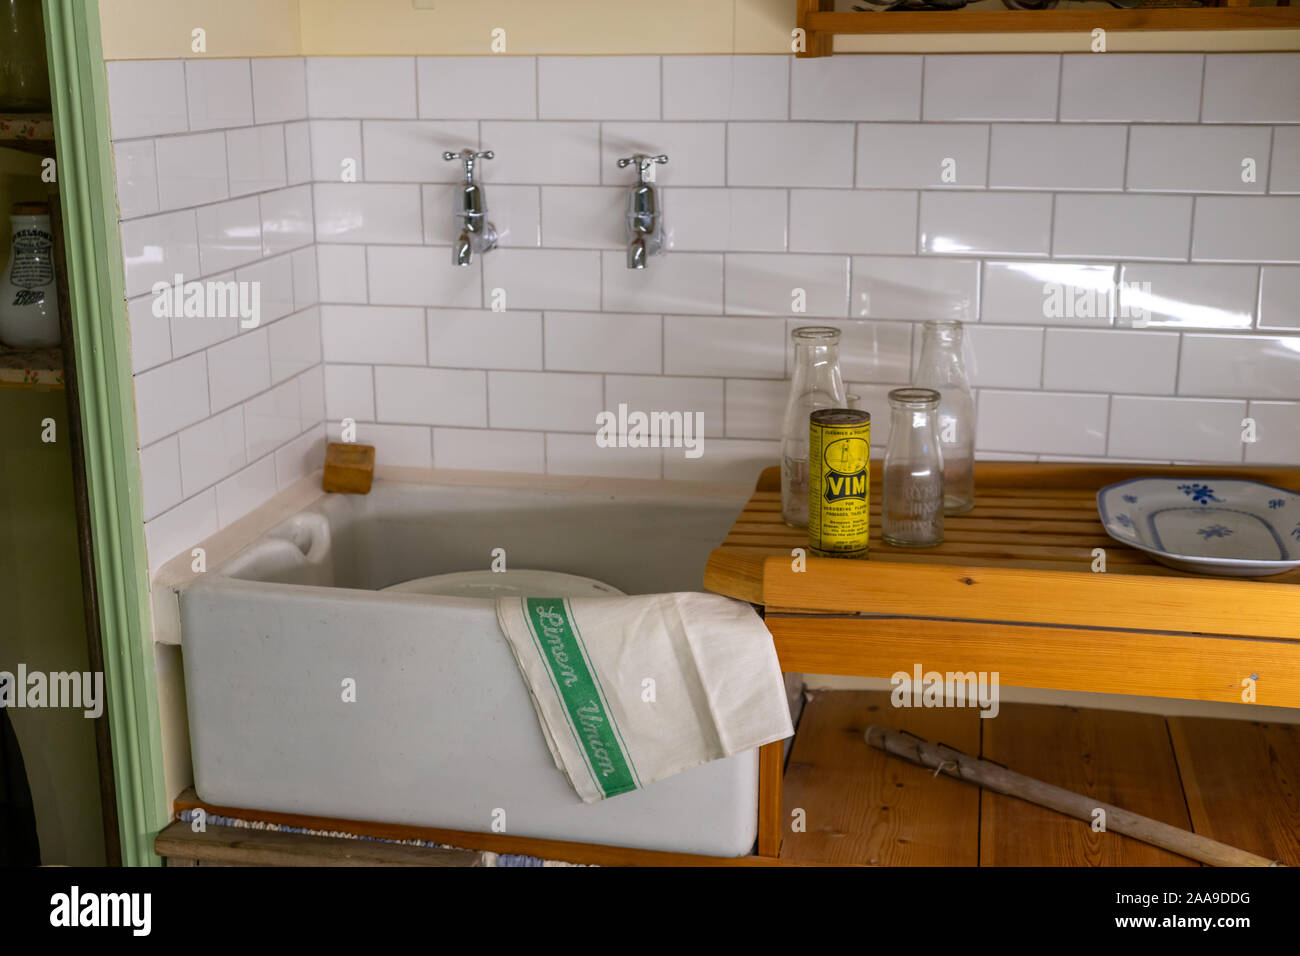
[178,478,767,856]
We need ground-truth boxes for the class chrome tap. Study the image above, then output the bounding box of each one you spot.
[617,153,668,269]
[442,148,497,266]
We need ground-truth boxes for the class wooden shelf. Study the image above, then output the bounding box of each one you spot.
[0,113,54,155]
[0,345,64,389]
[797,1,1300,55]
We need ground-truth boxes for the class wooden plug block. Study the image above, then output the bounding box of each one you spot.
[322,442,375,494]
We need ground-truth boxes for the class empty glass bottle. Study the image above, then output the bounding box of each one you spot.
[915,320,975,514]
[781,326,847,527]
[882,388,944,548]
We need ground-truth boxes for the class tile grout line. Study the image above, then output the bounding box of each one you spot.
[1053,53,1063,123]
[1173,332,1184,397]
[785,54,793,122]
[1252,265,1264,331]
[1102,393,1113,457]
[1196,54,1207,124]
[1047,192,1056,259]
[181,60,192,133]
[1121,124,1132,192]
[912,187,922,256]
[412,57,421,121]
[982,122,991,189]
[1038,324,1047,390]
[1263,126,1276,194]
[1240,397,1252,464]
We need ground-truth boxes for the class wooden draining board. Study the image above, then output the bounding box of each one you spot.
[704,463,1300,708]
[781,692,1299,867]
[710,462,1300,588]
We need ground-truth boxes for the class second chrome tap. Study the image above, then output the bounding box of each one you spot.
[617,153,668,269]
[443,148,498,266]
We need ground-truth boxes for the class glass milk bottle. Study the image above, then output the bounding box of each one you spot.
[882,388,945,548]
[0,202,60,348]
[781,326,847,527]
[914,320,974,514]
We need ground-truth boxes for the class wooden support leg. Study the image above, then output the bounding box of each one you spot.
[757,739,785,857]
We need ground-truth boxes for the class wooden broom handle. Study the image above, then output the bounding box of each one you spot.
[865,725,1284,868]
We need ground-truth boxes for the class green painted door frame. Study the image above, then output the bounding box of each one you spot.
[42,0,168,866]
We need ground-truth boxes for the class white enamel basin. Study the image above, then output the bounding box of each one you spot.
[178,479,765,856]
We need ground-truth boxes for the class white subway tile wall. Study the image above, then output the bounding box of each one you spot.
[108,60,326,572]
[108,53,1300,569]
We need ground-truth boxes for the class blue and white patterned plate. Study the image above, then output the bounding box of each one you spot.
[1097,477,1300,577]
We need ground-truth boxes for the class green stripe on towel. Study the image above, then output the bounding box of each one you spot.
[522,598,638,798]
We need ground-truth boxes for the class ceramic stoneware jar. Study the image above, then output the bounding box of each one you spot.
[0,201,60,348]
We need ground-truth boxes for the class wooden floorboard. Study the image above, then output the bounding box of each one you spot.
[777,694,1298,867]
[779,690,980,866]
[1168,717,1300,866]
[979,705,1197,867]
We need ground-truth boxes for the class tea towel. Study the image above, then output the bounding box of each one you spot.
[495,592,793,803]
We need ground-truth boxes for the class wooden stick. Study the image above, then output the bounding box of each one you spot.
[865,725,1284,868]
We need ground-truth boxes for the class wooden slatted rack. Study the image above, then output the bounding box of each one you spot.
[703,461,1300,857]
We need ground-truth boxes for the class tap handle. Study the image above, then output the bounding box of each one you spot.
[443,148,494,182]
[617,153,669,184]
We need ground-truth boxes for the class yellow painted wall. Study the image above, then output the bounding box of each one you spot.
[97,0,1299,59]
[302,0,744,55]
[97,0,302,59]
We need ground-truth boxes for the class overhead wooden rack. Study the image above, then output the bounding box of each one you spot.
[796,0,1300,56]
